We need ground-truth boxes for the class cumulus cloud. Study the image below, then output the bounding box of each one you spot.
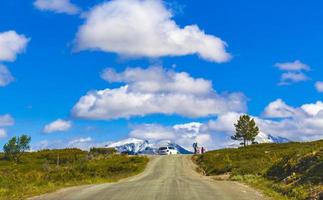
[275,60,310,85]
[67,137,94,149]
[262,99,298,118]
[72,66,246,120]
[279,72,309,85]
[0,65,14,87]
[130,124,175,140]
[101,67,212,95]
[43,119,72,133]
[129,122,213,151]
[275,60,310,71]
[168,100,323,149]
[0,31,29,62]
[34,0,80,14]
[0,114,15,126]
[0,129,7,139]
[76,0,231,62]
[255,100,323,141]
[33,137,112,150]
[301,101,323,116]
[315,81,323,92]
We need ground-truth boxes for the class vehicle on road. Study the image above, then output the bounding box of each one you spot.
[158,146,178,155]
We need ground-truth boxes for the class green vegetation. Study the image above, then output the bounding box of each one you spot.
[193,140,323,200]
[0,148,148,200]
[3,134,31,163]
[89,147,117,155]
[231,114,259,147]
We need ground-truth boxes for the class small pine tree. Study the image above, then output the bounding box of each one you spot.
[3,134,31,163]
[231,114,259,147]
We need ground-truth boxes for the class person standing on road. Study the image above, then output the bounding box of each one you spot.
[193,142,198,154]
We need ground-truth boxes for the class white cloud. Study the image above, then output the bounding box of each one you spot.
[0,114,15,126]
[262,99,298,118]
[32,137,112,150]
[301,101,323,116]
[0,129,7,139]
[0,65,14,87]
[72,66,246,120]
[101,67,212,95]
[275,60,310,71]
[279,72,309,85]
[43,119,72,133]
[130,124,175,140]
[258,100,323,141]
[200,100,323,147]
[274,60,311,85]
[67,137,93,149]
[315,81,323,92]
[129,122,213,151]
[0,31,29,62]
[76,0,231,62]
[34,0,80,15]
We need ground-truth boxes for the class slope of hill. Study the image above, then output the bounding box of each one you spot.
[193,140,323,200]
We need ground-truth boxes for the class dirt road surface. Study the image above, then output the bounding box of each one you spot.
[30,155,267,200]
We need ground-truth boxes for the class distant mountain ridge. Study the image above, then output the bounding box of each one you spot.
[108,138,192,154]
[108,133,290,154]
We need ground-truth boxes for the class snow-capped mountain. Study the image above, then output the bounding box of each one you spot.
[227,132,290,148]
[108,138,192,154]
[256,132,291,143]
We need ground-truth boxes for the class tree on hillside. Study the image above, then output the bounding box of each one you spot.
[3,134,31,163]
[231,115,259,147]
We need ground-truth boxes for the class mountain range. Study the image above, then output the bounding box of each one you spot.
[108,133,290,155]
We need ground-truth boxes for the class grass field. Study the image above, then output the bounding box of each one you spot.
[0,148,148,200]
[193,140,323,200]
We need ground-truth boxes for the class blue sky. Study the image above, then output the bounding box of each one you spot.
[0,0,323,150]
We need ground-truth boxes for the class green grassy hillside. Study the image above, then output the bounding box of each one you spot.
[0,148,148,200]
[193,140,323,200]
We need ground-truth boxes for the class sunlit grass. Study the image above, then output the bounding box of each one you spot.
[0,148,148,200]
[193,140,323,200]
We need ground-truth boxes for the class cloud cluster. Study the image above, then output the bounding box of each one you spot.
[213,100,323,142]
[262,99,297,118]
[0,30,29,87]
[0,65,14,87]
[315,81,323,92]
[275,60,310,85]
[34,0,80,15]
[72,66,246,120]
[275,60,310,71]
[0,31,29,62]
[129,98,323,150]
[43,119,72,133]
[129,122,213,151]
[76,0,230,62]
[33,137,112,150]
[0,129,7,139]
[0,114,15,126]
[0,114,15,139]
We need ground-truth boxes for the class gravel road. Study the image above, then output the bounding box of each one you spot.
[30,155,267,200]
